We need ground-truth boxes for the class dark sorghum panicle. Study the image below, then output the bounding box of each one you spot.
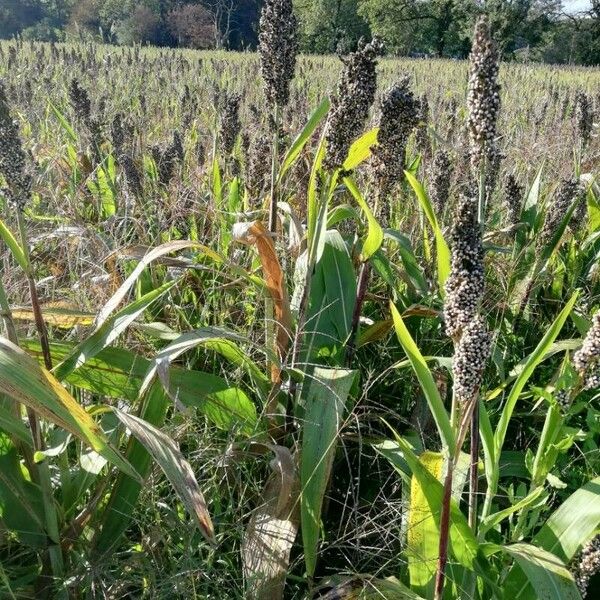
[0,80,32,210]
[573,535,600,598]
[196,139,206,167]
[573,311,600,388]
[121,153,142,196]
[152,131,183,186]
[111,113,126,155]
[575,90,593,147]
[246,134,271,199]
[69,78,92,123]
[467,16,501,174]
[219,93,241,156]
[258,0,298,109]
[444,190,485,340]
[453,316,491,406]
[503,173,523,225]
[371,77,418,223]
[415,94,431,157]
[570,186,588,232]
[323,37,384,171]
[537,179,580,251]
[429,149,452,216]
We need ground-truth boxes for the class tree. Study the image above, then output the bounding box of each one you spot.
[358,0,472,57]
[167,3,215,48]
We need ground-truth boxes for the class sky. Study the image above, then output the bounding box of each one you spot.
[564,0,592,13]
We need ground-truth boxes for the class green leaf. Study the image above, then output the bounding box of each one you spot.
[53,280,176,381]
[384,229,428,293]
[212,154,222,205]
[343,127,379,171]
[494,292,578,457]
[0,217,28,272]
[382,432,480,572]
[343,176,384,260]
[390,303,454,452]
[279,97,330,182]
[479,487,546,536]
[404,170,451,291]
[0,432,46,547]
[24,340,258,434]
[535,476,600,562]
[0,337,139,481]
[522,163,544,226]
[49,101,77,143]
[307,134,327,264]
[500,543,581,600]
[301,367,357,577]
[97,240,208,327]
[302,231,357,363]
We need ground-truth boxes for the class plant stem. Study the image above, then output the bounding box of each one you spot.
[468,401,480,532]
[345,262,370,367]
[268,103,280,234]
[15,209,64,581]
[434,461,454,600]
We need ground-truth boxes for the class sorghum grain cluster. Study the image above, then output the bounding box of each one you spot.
[0,80,31,210]
[503,173,523,225]
[324,37,384,171]
[219,93,241,156]
[258,0,298,109]
[444,190,485,340]
[573,310,600,390]
[537,179,580,251]
[371,77,418,223]
[574,535,600,597]
[429,149,452,215]
[452,317,491,405]
[467,16,501,175]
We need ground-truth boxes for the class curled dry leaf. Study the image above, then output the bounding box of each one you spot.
[242,445,299,600]
[233,221,293,382]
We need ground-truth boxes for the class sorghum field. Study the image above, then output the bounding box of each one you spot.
[1,12,600,600]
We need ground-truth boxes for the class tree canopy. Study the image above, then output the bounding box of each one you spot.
[0,0,598,64]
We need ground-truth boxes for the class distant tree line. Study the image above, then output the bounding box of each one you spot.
[1,0,599,64]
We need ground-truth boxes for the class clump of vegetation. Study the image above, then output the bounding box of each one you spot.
[0,4,599,600]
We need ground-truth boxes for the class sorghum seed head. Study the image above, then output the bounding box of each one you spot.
[453,316,491,405]
[573,534,600,598]
[246,134,271,200]
[554,389,570,412]
[429,149,453,216]
[371,77,418,208]
[0,80,32,210]
[503,173,523,225]
[467,16,501,174]
[537,178,580,251]
[444,189,485,339]
[415,94,431,157]
[219,93,241,156]
[324,37,384,171]
[575,91,593,147]
[258,0,298,109]
[573,311,600,379]
[69,78,92,123]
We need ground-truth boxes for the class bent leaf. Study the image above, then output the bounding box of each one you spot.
[242,445,299,600]
[0,337,139,481]
[113,409,215,544]
[390,303,454,452]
